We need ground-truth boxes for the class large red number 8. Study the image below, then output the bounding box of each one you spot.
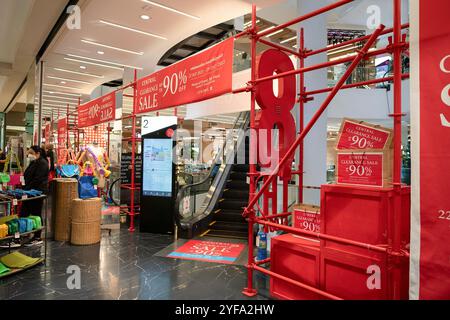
[255,49,297,179]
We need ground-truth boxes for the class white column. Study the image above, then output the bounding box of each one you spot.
[297,0,328,205]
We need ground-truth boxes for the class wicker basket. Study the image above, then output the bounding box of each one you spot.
[70,198,102,246]
[54,178,78,241]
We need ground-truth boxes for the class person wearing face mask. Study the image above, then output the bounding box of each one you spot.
[21,146,49,247]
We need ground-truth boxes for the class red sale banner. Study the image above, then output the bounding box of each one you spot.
[410,0,450,299]
[135,38,234,114]
[167,240,245,265]
[57,118,67,147]
[78,92,116,128]
[44,123,51,142]
[293,205,321,233]
[337,119,392,150]
[336,152,384,187]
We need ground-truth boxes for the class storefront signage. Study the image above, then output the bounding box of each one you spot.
[135,37,234,114]
[167,240,245,265]
[410,0,450,299]
[336,152,384,187]
[337,119,391,150]
[78,92,116,128]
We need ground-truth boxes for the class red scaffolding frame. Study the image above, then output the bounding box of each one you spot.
[232,0,409,300]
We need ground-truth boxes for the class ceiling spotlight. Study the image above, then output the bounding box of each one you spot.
[140,15,150,20]
[61,81,67,84]
[141,1,200,20]
[80,66,86,69]
[97,51,105,55]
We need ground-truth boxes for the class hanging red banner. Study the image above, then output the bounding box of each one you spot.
[44,123,51,142]
[57,118,67,148]
[78,92,116,128]
[410,0,450,299]
[135,37,234,114]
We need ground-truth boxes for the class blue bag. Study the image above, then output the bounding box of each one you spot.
[78,176,97,199]
[60,164,80,178]
[23,218,34,232]
[18,219,27,233]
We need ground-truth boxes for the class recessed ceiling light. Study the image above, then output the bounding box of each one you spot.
[67,54,143,70]
[44,83,83,90]
[44,90,81,97]
[280,36,297,44]
[141,1,200,20]
[48,76,91,85]
[99,20,167,40]
[140,14,150,20]
[97,51,105,55]
[43,95,79,102]
[64,57,124,71]
[53,67,104,78]
[80,66,86,69]
[266,29,284,37]
[82,39,144,56]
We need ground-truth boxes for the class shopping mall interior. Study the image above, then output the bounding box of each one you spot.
[0,0,448,305]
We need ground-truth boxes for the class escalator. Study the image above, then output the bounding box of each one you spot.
[174,112,250,240]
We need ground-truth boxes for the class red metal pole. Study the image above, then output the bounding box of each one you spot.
[129,69,138,232]
[303,74,410,96]
[306,23,409,57]
[391,0,403,300]
[298,27,305,204]
[258,0,354,37]
[66,104,70,149]
[244,25,386,213]
[253,265,342,300]
[242,4,257,298]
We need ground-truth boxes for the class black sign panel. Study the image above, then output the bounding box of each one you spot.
[120,153,142,184]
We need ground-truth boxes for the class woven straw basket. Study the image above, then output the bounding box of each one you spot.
[70,198,102,246]
[54,178,78,241]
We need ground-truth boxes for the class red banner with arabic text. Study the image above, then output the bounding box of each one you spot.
[78,92,116,128]
[135,38,234,114]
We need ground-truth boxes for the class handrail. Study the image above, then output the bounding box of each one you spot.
[244,24,386,217]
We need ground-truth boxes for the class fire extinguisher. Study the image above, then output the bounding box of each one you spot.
[256,227,267,262]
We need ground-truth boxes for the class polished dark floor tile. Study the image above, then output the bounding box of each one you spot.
[0,229,270,300]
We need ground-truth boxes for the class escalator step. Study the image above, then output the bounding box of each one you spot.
[223,189,249,200]
[226,180,248,189]
[214,209,246,223]
[232,164,249,172]
[219,199,248,210]
[230,172,248,181]
[210,221,248,233]
[202,229,248,240]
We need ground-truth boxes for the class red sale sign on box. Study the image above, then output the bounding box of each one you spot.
[337,118,392,150]
[167,240,245,265]
[336,152,389,188]
[135,38,234,114]
[410,0,450,299]
[78,92,116,128]
[293,204,320,233]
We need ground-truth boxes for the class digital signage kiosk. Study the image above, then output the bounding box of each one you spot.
[140,116,177,234]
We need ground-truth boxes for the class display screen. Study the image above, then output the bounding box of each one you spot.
[142,138,173,197]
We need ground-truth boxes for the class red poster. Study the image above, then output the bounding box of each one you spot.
[411,0,450,299]
[135,38,234,114]
[78,92,116,128]
[57,118,67,148]
[44,123,51,142]
[293,208,320,233]
[336,152,384,187]
[337,119,391,150]
[167,240,245,265]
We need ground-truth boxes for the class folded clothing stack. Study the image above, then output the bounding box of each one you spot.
[0,216,42,239]
[0,252,41,269]
[0,262,10,275]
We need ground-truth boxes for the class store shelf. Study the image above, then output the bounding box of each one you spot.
[0,258,44,279]
[0,227,45,243]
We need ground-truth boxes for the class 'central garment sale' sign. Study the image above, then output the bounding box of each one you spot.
[78,92,116,128]
[135,38,234,114]
[336,152,385,187]
[337,119,392,150]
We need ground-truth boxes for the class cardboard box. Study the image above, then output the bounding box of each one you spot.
[293,204,321,233]
[336,118,393,150]
[335,149,393,188]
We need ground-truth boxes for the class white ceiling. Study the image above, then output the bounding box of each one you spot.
[40,0,284,112]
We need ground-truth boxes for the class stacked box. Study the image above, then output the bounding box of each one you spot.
[335,118,393,188]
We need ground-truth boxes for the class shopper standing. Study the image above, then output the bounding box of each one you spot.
[45,144,56,180]
[22,146,49,246]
